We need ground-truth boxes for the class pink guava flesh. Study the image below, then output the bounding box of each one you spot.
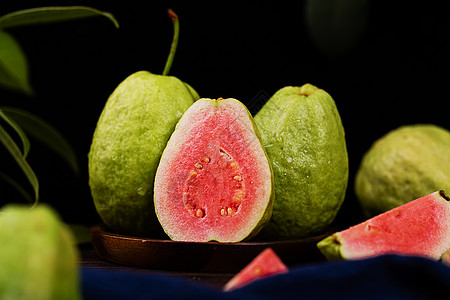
[154,98,273,242]
[223,248,288,291]
[318,190,450,260]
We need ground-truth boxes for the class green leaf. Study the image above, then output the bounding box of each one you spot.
[0,123,39,206]
[0,6,119,29]
[0,30,33,95]
[0,107,79,174]
[0,107,30,157]
[0,171,33,203]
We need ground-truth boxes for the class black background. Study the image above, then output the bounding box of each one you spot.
[1,1,449,229]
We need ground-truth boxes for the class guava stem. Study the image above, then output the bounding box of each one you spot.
[163,9,179,76]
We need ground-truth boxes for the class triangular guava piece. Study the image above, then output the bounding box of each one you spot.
[223,247,288,291]
[318,190,450,261]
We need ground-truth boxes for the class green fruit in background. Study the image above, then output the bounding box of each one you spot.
[254,84,348,240]
[88,10,198,237]
[355,124,450,218]
[0,204,81,300]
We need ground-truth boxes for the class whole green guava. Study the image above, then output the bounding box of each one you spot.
[254,84,348,240]
[88,71,197,237]
[355,124,450,218]
[0,204,81,300]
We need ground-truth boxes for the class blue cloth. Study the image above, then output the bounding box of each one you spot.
[82,254,450,299]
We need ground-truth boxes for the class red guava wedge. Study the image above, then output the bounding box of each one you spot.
[223,248,288,291]
[317,190,450,261]
[154,98,274,242]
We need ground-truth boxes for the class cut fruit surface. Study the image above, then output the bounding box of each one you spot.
[317,190,450,261]
[223,248,288,291]
[154,98,274,242]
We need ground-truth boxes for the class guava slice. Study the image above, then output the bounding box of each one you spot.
[88,71,196,237]
[317,190,450,261]
[154,98,274,242]
[254,84,348,240]
[0,204,81,300]
[223,248,288,291]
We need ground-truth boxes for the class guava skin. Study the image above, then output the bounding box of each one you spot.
[88,71,197,237]
[254,84,348,240]
[355,124,450,218]
[441,248,450,265]
[0,204,81,300]
[316,234,343,261]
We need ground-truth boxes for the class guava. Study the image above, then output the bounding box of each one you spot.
[355,124,450,218]
[441,248,450,265]
[88,11,198,237]
[317,190,450,261]
[154,98,274,242]
[0,204,81,300]
[254,84,348,240]
[223,248,288,291]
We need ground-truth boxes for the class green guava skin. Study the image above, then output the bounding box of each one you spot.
[88,71,197,237]
[316,234,343,261]
[441,248,450,265]
[254,84,348,240]
[0,204,81,300]
[355,124,450,218]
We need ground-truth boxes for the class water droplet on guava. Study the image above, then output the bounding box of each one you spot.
[136,187,146,196]
[275,133,283,143]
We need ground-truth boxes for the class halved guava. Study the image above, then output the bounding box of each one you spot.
[154,98,274,242]
[223,247,288,291]
[317,190,450,261]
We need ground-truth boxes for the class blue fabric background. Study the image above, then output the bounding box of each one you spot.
[82,254,450,299]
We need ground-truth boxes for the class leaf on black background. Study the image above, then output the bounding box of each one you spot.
[0,171,33,203]
[1,107,79,174]
[0,107,30,157]
[0,123,39,205]
[0,6,119,29]
[0,30,33,95]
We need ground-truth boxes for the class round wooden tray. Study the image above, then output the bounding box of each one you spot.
[90,223,332,273]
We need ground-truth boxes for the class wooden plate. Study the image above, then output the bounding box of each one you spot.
[90,223,333,273]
